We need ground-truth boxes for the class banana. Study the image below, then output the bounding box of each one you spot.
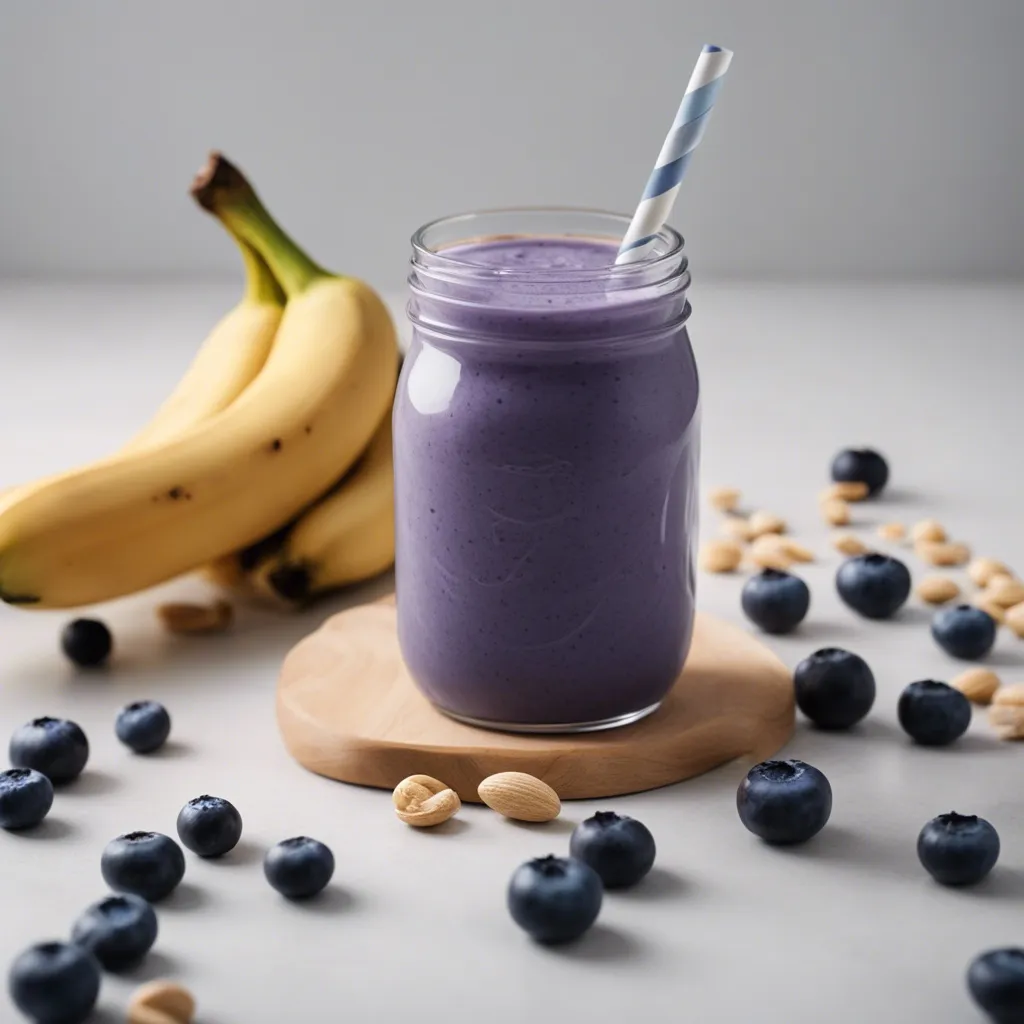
[0,153,398,608]
[0,239,283,515]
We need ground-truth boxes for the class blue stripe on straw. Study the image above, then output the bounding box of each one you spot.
[704,44,722,52]
[670,77,726,137]
[641,155,689,202]
[618,232,660,255]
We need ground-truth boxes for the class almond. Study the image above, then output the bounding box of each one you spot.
[876,522,906,541]
[968,557,1010,588]
[128,980,195,1024]
[720,516,753,542]
[779,538,814,563]
[985,575,1024,608]
[821,498,850,526]
[748,534,794,570]
[393,774,461,827]
[832,532,868,556]
[699,538,743,573]
[477,771,560,822]
[915,540,970,567]
[910,519,947,544]
[709,487,741,512]
[747,510,787,537]
[1006,602,1024,638]
[989,683,1024,740]
[819,481,869,502]
[915,575,960,605]
[156,600,233,635]
[951,667,1001,705]
[972,594,1006,624]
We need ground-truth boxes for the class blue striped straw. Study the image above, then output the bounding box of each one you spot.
[616,44,733,265]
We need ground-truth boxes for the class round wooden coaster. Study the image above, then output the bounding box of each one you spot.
[276,598,794,802]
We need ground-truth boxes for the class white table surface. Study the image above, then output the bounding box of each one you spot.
[0,281,1021,1024]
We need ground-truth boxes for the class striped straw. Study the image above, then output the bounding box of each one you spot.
[616,44,733,265]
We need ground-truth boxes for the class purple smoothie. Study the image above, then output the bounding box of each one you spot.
[396,230,698,729]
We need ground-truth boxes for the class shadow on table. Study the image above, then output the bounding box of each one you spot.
[549,923,649,964]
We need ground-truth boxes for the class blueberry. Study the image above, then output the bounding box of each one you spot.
[569,811,656,889]
[7,941,100,1024]
[968,948,1024,1023]
[101,832,185,902]
[507,855,603,944]
[115,701,171,754]
[737,759,832,845]
[741,569,810,634]
[793,648,876,730]
[836,553,911,619]
[917,811,1000,887]
[176,795,242,858]
[60,618,112,668]
[9,717,89,784]
[830,447,889,496]
[0,768,54,830]
[931,604,998,660]
[898,680,971,746]
[71,893,157,971]
[264,836,335,899]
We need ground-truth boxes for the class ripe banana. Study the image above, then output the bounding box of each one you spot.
[0,240,283,515]
[0,153,398,608]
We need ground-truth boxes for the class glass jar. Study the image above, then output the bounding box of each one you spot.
[395,208,698,732]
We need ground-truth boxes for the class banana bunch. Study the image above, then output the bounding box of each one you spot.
[0,153,399,610]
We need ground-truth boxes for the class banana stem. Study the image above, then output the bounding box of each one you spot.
[237,238,285,306]
[191,152,331,297]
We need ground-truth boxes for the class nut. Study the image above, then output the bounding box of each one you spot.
[910,519,947,544]
[972,594,1006,624]
[876,522,906,541]
[821,498,850,526]
[748,534,794,571]
[915,575,960,605]
[915,540,970,567]
[128,980,195,1024]
[720,516,752,542]
[832,532,868,556]
[778,538,814,563]
[968,557,1010,588]
[952,668,1001,705]
[392,774,461,827]
[478,771,560,822]
[156,600,233,635]
[819,481,869,502]
[698,539,743,573]
[985,574,1024,609]
[1006,602,1024,638]
[747,510,787,537]
[988,683,1024,740]
[709,487,741,512]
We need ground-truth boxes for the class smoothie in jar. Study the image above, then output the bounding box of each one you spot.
[396,209,698,731]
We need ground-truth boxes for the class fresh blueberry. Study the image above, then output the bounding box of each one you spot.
[9,717,89,784]
[737,759,832,845]
[830,447,889,496]
[0,768,54,830]
[507,855,603,944]
[931,604,998,660]
[176,795,242,858]
[115,701,171,755]
[836,553,911,619]
[793,648,876,730]
[71,893,157,971]
[741,569,810,634]
[898,680,971,746]
[101,832,185,903]
[7,941,101,1024]
[917,811,1000,887]
[968,948,1024,1023]
[60,618,112,668]
[569,811,656,889]
[263,836,335,899]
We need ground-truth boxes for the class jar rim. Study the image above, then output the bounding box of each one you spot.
[410,206,685,281]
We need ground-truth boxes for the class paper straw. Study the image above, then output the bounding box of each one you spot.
[616,44,733,265]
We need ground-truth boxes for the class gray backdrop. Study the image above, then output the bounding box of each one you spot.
[1,0,1022,285]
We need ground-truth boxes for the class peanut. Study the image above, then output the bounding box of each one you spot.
[821,498,850,526]
[910,519,947,544]
[968,557,1011,588]
[819,481,870,502]
[699,539,743,574]
[1006,602,1024,638]
[709,487,741,512]
[915,575,960,605]
[952,668,1001,706]
[156,600,233,635]
[876,522,906,541]
[985,574,1024,609]
[392,774,461,827]
[128,980,195,1024]
[988,683,1024,740]
[747,510,787,538]
[832,532,868,556]
[915,540,970,567]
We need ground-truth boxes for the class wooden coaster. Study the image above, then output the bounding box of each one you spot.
[277,597,794,802]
